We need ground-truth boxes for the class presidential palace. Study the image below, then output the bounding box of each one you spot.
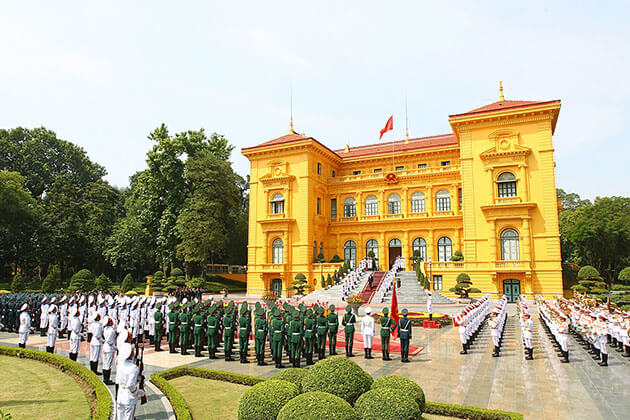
[242,93,563,301]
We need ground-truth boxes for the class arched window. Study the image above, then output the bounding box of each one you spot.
[343,197,356,217]
[319,242,324,258]
[270,193,284,214]
[272,238,283,264]
[387,193,401,214]
[366,239,379,260]
[365,195,378,216]
[389,238,402,247]
[344,240,357,268]
[437,237,452,261]
[412,237,427,261]
[501,229,520,260]
[411,192,425,213]
[313,241,317,262]
[497,172,517,198]
[435,190,451,212]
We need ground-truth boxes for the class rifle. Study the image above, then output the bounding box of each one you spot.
[137,342,147,404]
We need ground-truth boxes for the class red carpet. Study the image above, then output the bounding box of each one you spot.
[335,331,423,355]
[359,271,385,303]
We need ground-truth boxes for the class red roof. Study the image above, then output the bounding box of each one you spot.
[242,132,312,151]
[450,99,561,118]
[334,134,457,159]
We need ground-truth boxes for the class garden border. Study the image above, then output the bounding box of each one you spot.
[0,345,112,420]
[151,365,523,420]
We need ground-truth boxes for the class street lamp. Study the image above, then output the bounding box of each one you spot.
[428,256,432,291]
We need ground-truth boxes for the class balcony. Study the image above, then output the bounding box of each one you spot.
[260,264,287,273]
[494,260,531,271]
[424,260,531,273]
[328,165,460,184]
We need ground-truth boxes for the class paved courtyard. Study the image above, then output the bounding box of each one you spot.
[2,303,629,420]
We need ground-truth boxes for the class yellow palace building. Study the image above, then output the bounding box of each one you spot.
[242,90,563,301]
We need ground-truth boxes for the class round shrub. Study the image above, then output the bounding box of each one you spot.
[578,265,600,280]
[277,391,358,420]
[371,374,425,412]
[237,379,299,420]
[171,267,184,277]
[301,356,373,405]
[355,388,420,420]
[271,368,308,392]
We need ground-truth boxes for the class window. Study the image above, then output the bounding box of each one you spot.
[458,188,462,211]
[441,160,451,167]
[435,190,451,212]
[332,170,336,178]
[331,198,337,219]
[412,237,427,261]
[500,229,520,260]
[411,192,425,213]
[437,237,452,261]
[389,238,402,247]
[313,241,317,262]
[497,172,517,198]
[320,242,323,258]
[365,195,378,216]
[417,163,427,169]
[387,193,401,214]
[395,165,404,171]
[343,197,356,217]
[366,239,379,260]
[344,240,357,268]
[432,275,443,290]
[317,162,322,175]
[272,238,283,264]
[374,168,382,173]
[317,198,321,215]
[352,170,362,175]
[270,193,284,214]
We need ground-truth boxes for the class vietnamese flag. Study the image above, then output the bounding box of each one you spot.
[390,279,400,340]
[379,115,393,139]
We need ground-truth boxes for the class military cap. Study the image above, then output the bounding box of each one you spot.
[345,305,351,313]
[383,307,389,314]
[402,308,408,316]
[329,304,335,312]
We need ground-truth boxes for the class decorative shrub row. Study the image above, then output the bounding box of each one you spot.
[270,368,308,393]
[155,365,266,386]
[425,401,524,420]
[355,388,420,420]
[238,380,299,420]
[0,345,112,420]
[150,371,192,420]
[301,356,373,404]
[277,391,358,420]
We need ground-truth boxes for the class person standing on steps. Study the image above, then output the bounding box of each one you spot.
[361,307,374,359]
[522,312,534,360]
[271,308,285,368]
[254,307,268,366]
[399,308,412,362]
[89,312,104,375]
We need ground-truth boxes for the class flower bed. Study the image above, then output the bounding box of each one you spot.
[373,311,452,327]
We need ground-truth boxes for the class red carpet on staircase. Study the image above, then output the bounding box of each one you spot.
[359,271,385,303]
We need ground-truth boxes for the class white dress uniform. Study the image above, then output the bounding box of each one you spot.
[89,317,104,363]
[69,314,82,356]
[47,310,59,349]
[116,347,142,420]
[40,302,49,331]
[18,308,31,346]
[361,311,375,349]
[102,324,117,370]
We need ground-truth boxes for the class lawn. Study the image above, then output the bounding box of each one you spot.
[0,355,92,420]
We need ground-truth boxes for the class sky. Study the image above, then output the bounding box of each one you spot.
[1,1,628,199]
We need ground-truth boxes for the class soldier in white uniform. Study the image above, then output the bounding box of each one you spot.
[116,342,143,420]
[102,316,117,385]
[39,297,49,336]
[522,312,534,360]
[18,303,32,348]
[46,304,59,353]
[69,308,82,361]
[426,292,433,320]
[58,296,68,338]
[361,307,375,359]
[89,312,104,375]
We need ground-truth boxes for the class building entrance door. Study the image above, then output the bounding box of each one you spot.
[503,279,520,303]
[388,238,402,269]
[271,278,282,296]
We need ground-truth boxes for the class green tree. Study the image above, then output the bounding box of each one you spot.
[571,265,607,294]
[557,188,591,212]
[11,272,26,292]
[68,269,95,292]
[288,273,310,295]
[95,273,112,290]
[619,267,630,285]
[449,273,481,299]
[121,273,134,292]
[450,250,464,261]
[41,264,61,292]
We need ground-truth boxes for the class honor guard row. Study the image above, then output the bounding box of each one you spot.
[535,295,571,363]
[453,295,490,355]
[488,296,508,357]
[517,297,536,360]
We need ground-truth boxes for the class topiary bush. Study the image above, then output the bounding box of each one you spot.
[237,379,299,420]
[121,273,134,292]
[355,388,420,420]
[277,391,358,420]
[171,267,184,277]
[371,374,425,412]
[95,274,112,290]
[271,368,308,392]
[10,273,26,292]
[301,356,373,405]
[67,269,95,291]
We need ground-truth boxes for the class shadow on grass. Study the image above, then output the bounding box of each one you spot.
[2,399,70,406]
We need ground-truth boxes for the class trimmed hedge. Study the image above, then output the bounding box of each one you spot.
[355,388,420,420]
[277,391,359,420]
[237,380,299,420]
[0,345,112,420]
[150,370,192,420]
[301,356,373,405]
[271,367,308,392]
[425,401,524,420]
[371,374,425,412]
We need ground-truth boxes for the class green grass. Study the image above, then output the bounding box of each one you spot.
[169,376,249,420]
[0,355,92,420]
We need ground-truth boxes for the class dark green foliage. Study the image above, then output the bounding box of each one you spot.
[68,269,95,291]
[618,267,630,285]
[270,368,308,393]
[371,375,425,412]
[10,273,26,292]
[578,265,601,280]
[354,388,421,420]
[191,276,206,289]
[611,284,630,291]
[449,272,481,299]
[41,265,61,292]
[450,250,464,261]
[330,255,343,263]
[95,274,112,290]
[288,273,310,295]
[425,401,523,420]
[237,380,299,420]
[277,392,358,420]
[171,267,184,277]
[152,271,165,291]
[121,273,134,292]
[301,356,373,405]
[367,250,375,258]
[590,288,608,295]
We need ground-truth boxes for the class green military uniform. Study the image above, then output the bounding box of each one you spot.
[380,307,397,361]
[342,305,357,357]
[399,308,412,363]
[271,309,285,368]
[223,304,235,361]
[154,303,163,351]
[289,311,303,367]
[193,308,204,357]
[316,307,328,360]
[238,302,250,363]
[206,305,219,359]
[254,307,268,366]
[283,305,292,360]
[303,308,315,365]
[327,305,339,356]
[179,306,190,355]
[168,304,179,353]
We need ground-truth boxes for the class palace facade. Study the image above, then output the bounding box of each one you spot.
[242,95,563,301]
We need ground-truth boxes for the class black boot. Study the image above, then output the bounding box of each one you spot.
[592,348,600,360]
[364,348,368,359]
[492,346,499,357]
[382,349,387,360]
[242,352,249,363]
[525,348,533,360]
[276,355,284,368]
[155,340,161,352]
[18,343,25,348]
[561,350,569,363]
[599,353,608,367]
[368,349,373,359]
[306,354,312,365]
[48,346,54,354]
[624,345,630,357]
[103,369,114,385]
[460,343,467,355]
[385,351,392,361]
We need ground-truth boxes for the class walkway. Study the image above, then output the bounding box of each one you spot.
[361,271,384,303]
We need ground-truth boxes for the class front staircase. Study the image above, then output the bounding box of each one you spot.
[300,270,371,303]
[381,271,454,304]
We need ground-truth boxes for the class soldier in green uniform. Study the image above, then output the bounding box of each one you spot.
[179,304,190,355]
[380,307,397,361]
[206,305,219,359]
[342,305,357,357]
[193,306,205,357]
[283,304,293,362]
[399,308,412,363]
[316,306,328,360]
[223,303,235,361]
[154,302,163,351]
[271,308,285,368]
[327,304,339,356]
[168,303,179,354]
[303,308,315,365]
[289,310,303,367]
[238,302,250,363]
[254,306,268,365]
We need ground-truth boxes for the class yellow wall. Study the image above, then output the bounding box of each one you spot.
[243,100,563,298]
